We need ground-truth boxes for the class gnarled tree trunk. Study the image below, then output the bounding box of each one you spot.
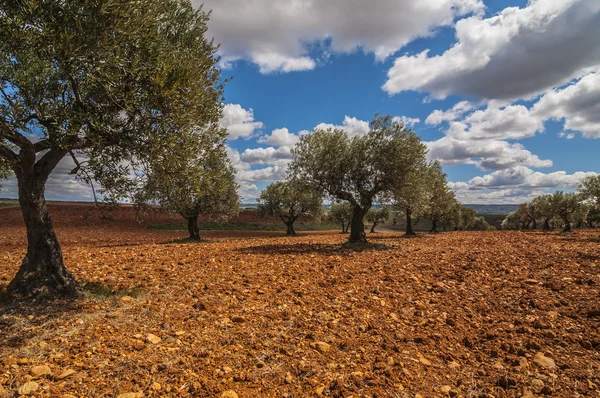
[405,208,415,236]
[370,223,377,233]
[348,204,368,243]
[187,216,201,240]
[429,219,438,233]
[543,217,551,230]
[8,159,78,297]
[286,221,297,236]
[562,218,572,233]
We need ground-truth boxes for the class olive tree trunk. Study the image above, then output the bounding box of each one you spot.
[370,223,377,233]
[429,219,438,233]
[562,218,572,233]
[348,205,368,243]
[187,216,201,240]
[405,208,415,236]
[8,160,78,297]
[543,217,551,230]
[286,221,297,236]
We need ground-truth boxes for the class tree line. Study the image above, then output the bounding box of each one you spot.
[257,149,494,239]
[501,176,600,232]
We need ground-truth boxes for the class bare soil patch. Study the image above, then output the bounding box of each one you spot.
[1,205,599,397]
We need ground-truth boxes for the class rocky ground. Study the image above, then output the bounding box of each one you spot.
[1,206,599,397]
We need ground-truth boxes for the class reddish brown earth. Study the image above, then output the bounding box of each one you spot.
[1,205,600,397]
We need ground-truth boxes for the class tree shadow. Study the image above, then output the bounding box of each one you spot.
[577,252,600,261]
[159,237,211,245]
[0,293,85,351]
[0,282,143,351]
[237,241,393,256]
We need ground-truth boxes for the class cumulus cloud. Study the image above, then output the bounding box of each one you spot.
[197,0,484,73]
[449,167,598,203]
[426,136,552,170]
[384,0,600,100]
[532,71,600,138]
[239,146,294,165]
[258,128,305,147]
[314,116,370,138]
[467,166,596,189]
[448,104,545,140]
[425,101,474,125]
[219,104,264,140]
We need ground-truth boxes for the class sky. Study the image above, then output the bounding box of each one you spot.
[2,0,600,204]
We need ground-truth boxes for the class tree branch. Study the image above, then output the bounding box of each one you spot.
[35,148,68,180]
[0,145,18,162]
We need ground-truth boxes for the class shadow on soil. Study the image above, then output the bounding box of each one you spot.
[0,282,142,351]
[0,293,84,351]
[238,241,393,256]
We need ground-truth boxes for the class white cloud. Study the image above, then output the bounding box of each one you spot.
[198,0,484,73]
[383,0,600,100]
[466,166,596,189]
[239,146,294,165]
[425,101,474,125]
[426,136,552,170]
[393,116,421,127]
[238,165,289,182]
[449,167,598,203]
[448,104,545,141]
[532,71,600,138]
[559,131,576,139]
[315,116,370,138]
[219,104,264,140]
[258,128,305,147]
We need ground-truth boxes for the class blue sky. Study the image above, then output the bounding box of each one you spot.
[2,0,599,204]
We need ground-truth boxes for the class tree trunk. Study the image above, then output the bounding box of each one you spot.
[562,218,572,233]
[543,217,550,230]
[405,208,415,236]
[187,216,201,240]
[370,223,376,233]
[286,221,297,236]
[348,205,368,243]
[429,219,438,233]
[532,219,537,230]
[8,168,78,297]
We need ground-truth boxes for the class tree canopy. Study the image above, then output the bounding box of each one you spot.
[0,0,225,296]
[139,127,239,241]
[580,175,600,207]
[422,162,455,233]
[365,206,391,233]
[257,180,322,236]
[329,201,353,233]
[290,114,427,243]
[389,162,430,236]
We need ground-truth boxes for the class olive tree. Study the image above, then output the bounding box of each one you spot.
[257,180,322,236]
[329,201,353,233]
[139,128,239,241]
[552,191,583,233]
[365,206,391,233]
[290,115,427,244]
[501,212,521,230]
[423,162,455,233]
[580,175,600,207]
[390,163,430,236]
[516,203,538,229]
[0,0,224,296]
[458,206,477,230]
[532,194,555,230]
